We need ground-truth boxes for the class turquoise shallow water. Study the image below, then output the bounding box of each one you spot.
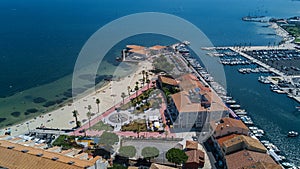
[0,0,300,165]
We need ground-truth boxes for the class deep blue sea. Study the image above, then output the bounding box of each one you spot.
[0,0,300,165]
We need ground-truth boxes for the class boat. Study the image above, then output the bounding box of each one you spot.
[273,89,286,94]
[221,96,233,100]
[268,149,282,162]
[257,129,265,135]
[235,111,247,115]
[260,140,269,145]
[225,99,237,104]
[266,143,280,153]
[235,109,246,112]
[281,162,296,168]
[230,104,241,109]
[278,155,286,161]
[288,131,299,137]
[240,116,254,125]
[258,76,271,84]
[254,133,263,138]
[249,126,258,131]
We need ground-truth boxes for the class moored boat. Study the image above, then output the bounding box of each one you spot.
[288,131,299,137]
[230,104,241,109]
[281,162,296,168]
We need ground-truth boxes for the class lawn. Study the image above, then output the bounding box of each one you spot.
[89,120,114,131]
[282,25,300,42]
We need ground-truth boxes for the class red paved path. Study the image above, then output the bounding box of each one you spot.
[72,82,175,138]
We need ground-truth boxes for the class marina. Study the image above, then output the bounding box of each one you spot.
[181,43,300,167]
[205,46,300,104]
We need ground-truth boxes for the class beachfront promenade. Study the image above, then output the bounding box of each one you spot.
[72,82,175,138]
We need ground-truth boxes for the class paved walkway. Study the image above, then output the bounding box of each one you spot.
[72,82,176,138]
[73,83,154,135]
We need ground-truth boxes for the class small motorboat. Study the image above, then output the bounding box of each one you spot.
[288,131,299,137]
[281,162,295,168]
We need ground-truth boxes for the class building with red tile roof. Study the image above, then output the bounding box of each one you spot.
[149,163,177,169]
[210,117,249,138]
[149,45,167,51]
[168,74,228,132]
[225,150,280,169]
[0,140,107,169]
[158,75,178,87]
[185,149,205,169]
[220,135,267,155]
[185,140,198,150]
[242,161,282,169]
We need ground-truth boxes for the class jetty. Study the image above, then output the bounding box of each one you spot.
[202,45,300,103]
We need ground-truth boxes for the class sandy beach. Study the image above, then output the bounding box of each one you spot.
[3,60,154,136]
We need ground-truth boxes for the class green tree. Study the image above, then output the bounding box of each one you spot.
[141,147,159,161]
[119,146,136,158]
[72,110,79,128]
[96,99,100,114]
[166,148,188,166]
[99,132,119,146]
[121,92,126,105]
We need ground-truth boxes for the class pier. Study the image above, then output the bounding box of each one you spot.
[203,45,300,103]
[229,47,285,76]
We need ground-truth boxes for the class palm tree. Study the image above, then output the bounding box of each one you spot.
[96,99,100,114]
[127,86,131,96]
[142,70,145,85]
[134,85,139,98]
[88,105,92,112]
[151,81,156,88]
[87,111,92,129]
[145,72,149,79]
[121,92,126,105]
[72,110,79,128]
[146,79,151,90]
[137,123,141,138]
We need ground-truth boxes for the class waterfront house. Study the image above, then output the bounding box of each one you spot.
[126,45,148,61]
[225,150,281,169]
[149,45,167,55]
[218,135,267,155]
[210,117,249,138]
[168,74,228,132]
